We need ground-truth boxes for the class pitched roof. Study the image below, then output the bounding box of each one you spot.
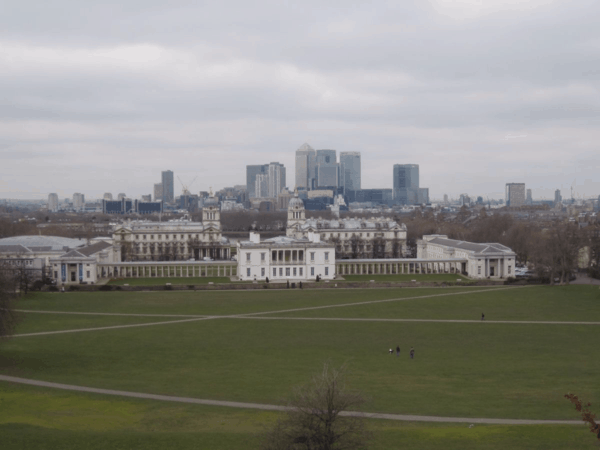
[429,237,514,255]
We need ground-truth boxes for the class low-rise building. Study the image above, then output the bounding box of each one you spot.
[237,232,335,282]
[417,234,516,278]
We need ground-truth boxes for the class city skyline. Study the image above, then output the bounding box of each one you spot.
[2,1,600,201]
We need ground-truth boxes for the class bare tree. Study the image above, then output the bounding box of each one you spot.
[565,393,600,440]
[0,265,19,339]
[262,363,371,450]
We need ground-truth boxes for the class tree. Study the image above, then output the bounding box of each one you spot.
[565,393,600,440]
[0,265,19,339]
[262,363,371,450]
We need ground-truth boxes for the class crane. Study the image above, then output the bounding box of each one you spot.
[178,176,197,196]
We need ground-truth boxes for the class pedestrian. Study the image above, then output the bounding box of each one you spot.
[396,345,400,357]
[388,348,393,355]
[481,313,485,321]
[410,347,415,359]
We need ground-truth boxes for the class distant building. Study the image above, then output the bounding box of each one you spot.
[443,194,449,204]
[246,164,268,198]
[526,189,533,205]
[117,193,127,201]
[286,192,407,258]
[295,143,317,190]
[346,189,393,205]
[141,195,152,202]
[555,189,562,205]
[267,162,286,198]
[393,165,428,204]
[102,199,162,215]
[316,149,339,188]
[417,235,516,279]
[154,183,163,202]
[48,193,59,212]
[339,152,361,193]
[103,193,113,201]
[73,193,85,211]
[505,183,526,207]
[237,231,335,282]
[162,170,174,203]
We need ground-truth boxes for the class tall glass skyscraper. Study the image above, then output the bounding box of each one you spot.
[393,164,422,205]
[295,143,316,190]
[161,170,174,203]
[340,152,361,193]
[316,149,339,188]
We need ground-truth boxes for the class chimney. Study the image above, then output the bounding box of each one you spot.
[249,231,260,244]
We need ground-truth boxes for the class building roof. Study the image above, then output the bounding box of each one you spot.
[299,218,406,231]
[428,237,514,255]
[76,241,112,256]
[239,235,332,248]
[0,235,85,252]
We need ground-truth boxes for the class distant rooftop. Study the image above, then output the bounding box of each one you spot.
[0,235,86,252]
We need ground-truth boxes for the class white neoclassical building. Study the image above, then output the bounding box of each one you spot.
[417,235,516,279]
[237,232,335,282]
[286,192,407,258]
[112,196,231,261]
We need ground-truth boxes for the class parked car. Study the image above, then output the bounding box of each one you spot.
[203,257,213,261]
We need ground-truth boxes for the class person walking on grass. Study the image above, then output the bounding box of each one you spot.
[410,347,415,359]
[396,345,400,357]
[481,312,485,321]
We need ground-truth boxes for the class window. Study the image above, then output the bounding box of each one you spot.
[293,268,297,276]
[143,235,146,240]
[246,253,251,262]
[261,252,265,261]
[158,235,162,240]
[273,268,277,277]
[286,268,290,276]
[299,268,303,276]
[508,266,512,274]
[310,252,315,261]
[150,235,154,240]
[54,271,58,279]
[247,268,251,276]
[86,271,90,278]
[181,234,184,239]
[325,267,329,276]
[478,267,481,275]
[324,252,329,261]
[261,268,265,277]
[136,235,140,240]
[279,268,283,276]
[165,235,169,239]
[311,267,315,276]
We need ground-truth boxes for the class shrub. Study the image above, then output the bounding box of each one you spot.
[69,285,79,291]
[98,285,112,291]
[47,285,59,292]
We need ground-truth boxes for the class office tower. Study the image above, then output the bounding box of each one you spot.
[141,195,152,202]
[316,149,339,188]
[162,170,174,203]
[295,143,316,190]
[526,189,532,204]
[267,162,286,198]
[72,193,85,210]
[117,193,126,201]
[443,194,449,204]
[339,152,361,193]
[255,174,269,198]
[505,183,526,207]
[555,189,562,204]
[246,164,268,198]
[103,193,113,201]
[393,164,420,204]
[48,193,59,212]
[154,183,163,202]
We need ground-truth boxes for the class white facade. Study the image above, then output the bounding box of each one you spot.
[48,193,59,212]
[417,235,516,279]
[73,193,85,210]
[237,232,335,282]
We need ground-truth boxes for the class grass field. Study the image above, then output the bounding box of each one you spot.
[2,285,599,448]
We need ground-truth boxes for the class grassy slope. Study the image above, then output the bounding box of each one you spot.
[0,383,591,450]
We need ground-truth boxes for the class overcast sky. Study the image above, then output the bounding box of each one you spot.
[1,0,599,201]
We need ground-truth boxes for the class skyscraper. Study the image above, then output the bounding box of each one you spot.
[555,189,562,204]
[162,170,174,203]
[154,183,163,202]
[247,164,268,198]
[316,149,339,188]
[505,183,526,207]
[48,193,59,212]
[393,164,420,204]
[295,143,316,190]
[526,189,532,204]
[339,152,361,193]
[72,193,85,210]
[267,162,286,198]
[255,174,269,198]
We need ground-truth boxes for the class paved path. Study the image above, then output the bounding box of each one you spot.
[236,316,600,325]
[15,309,207,318]
[12,317,213,338]
[0,374,581,425]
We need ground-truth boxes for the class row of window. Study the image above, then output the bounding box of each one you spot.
[2,259,34,266]
[132,233,215,241]
[245,252,328,262]
[246,267,329,277]
[318,232,392,239]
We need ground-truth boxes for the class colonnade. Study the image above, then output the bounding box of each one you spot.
[335,259,467,276]
[98,262,237,279]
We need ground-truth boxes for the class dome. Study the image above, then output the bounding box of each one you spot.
[204,196,218,207]
[288,195,304,209]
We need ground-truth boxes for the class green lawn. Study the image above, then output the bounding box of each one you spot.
[1,285,599,448]
[0,383,591,450]
[341,273,470,282]
[107,277,234,286]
